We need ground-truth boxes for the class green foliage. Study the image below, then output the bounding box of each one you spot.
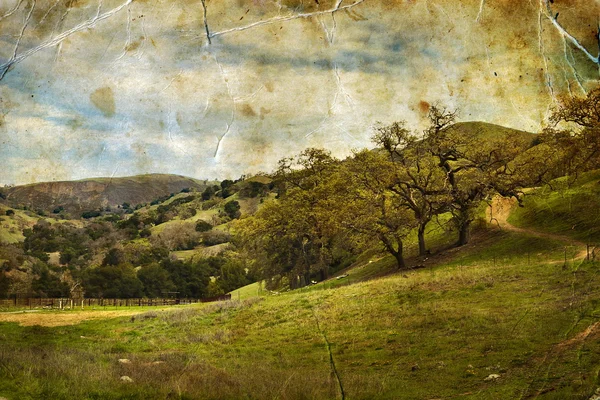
[82,264,143,298]
[195,220,213,232]
[138,264,176,298]
[223,200,241,219]
[81,210,101,219]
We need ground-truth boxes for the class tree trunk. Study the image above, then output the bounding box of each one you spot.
[394,250,406,269]
[457,220,471,246]
[418,223,427,257]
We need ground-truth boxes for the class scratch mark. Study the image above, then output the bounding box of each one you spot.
[95,0,103,19]
[0,0,23,21]
[166,104,190,156]
[234,85,265,102]
[0,0,133,80]
[213,55,235,158]
[541,0,599,67]
[38,0,61,26]
[0,0,35,80]
[537,3,557,106]
[562,35,587,95]
[209,0,365,39]
[112,3,133,65]
[476,0,485,23]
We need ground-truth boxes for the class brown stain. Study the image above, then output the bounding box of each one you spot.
[418,101,430,114]
[90,87,116,118]
[264,81,275,92]
[66,0,88,8]
[240,104,257,117]
[125,37,144,52]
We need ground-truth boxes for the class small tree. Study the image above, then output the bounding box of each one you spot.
[223,200,241,219]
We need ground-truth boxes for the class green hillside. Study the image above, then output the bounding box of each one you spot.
[0,198,598,399]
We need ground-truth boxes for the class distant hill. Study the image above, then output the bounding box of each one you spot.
[2,174,211,215]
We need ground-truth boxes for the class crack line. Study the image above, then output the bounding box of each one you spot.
[0,0,133,80]
[475,0,485,22]
[209,0,365,39]
[0,0,35,80]
[213,55,235,158]
[200,0,211,45]
[0,0,24,21]
[541,0,599,65]
[562,35,587,95]
[112,3,133,65]
[537,3,556,105]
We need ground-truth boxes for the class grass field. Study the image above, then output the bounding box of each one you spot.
[1,179,600,399]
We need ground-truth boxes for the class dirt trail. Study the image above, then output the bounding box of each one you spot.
[488,196,588,260]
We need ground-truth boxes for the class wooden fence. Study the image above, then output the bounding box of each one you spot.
[0,297,205,310]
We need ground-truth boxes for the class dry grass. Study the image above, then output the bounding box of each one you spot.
[0,310,141,327]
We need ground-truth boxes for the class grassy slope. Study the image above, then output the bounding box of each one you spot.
[1,171,600,399]
[509,170,600,243]
[0,229,597,399]
[0,207,81,244]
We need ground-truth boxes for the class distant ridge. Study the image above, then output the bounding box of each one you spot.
[2,174,211,214]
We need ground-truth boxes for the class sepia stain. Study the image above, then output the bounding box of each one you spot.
[125,37,144,52]
[418,101,431,115]
[240,104,257,117]
[90,87,116,118]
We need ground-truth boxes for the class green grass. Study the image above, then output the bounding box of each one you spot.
[509,169,600,242]
[2,178,600,399]
[2,224,599,399]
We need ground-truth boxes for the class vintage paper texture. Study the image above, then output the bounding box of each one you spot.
[1,0,599,184]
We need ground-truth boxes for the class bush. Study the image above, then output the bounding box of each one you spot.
[195,220,213,232]
[224,200,241,219]
[201,230,231,246]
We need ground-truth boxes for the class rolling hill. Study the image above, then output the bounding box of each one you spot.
[1,174,212,215]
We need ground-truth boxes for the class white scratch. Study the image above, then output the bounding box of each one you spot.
[541,0,599,66]
[0,0,133,79]
[112,3,133,65]
[38,0,61,26]
[0,0,23,21]
[213,55,236,158]
[537,4,556,106]
[209,0,365,39]
[476,0,485,23]
[0,0,35,80]
[233,85,265,103]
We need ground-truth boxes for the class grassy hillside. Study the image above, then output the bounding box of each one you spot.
[0,225,597,399]
[509,170,600,243]
[3,174,212,215]
[1,178,599,399]
[447,121,535,143]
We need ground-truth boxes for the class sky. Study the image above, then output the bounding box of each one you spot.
[0,0,599,185]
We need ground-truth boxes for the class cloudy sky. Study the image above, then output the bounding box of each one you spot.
[0,0,598,185]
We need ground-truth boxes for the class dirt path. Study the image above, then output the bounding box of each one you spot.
[487,196,588,260]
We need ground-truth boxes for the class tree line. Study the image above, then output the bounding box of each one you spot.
[237,90,600,288]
